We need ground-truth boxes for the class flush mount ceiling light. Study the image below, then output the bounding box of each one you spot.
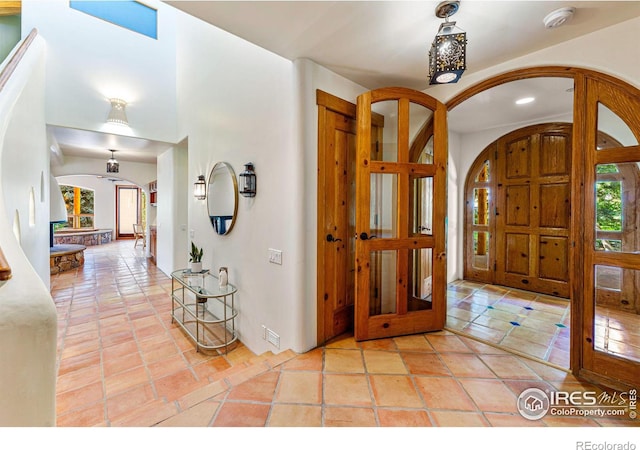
[428,0,467,85]
[515,97,535,105]
[106,98,129,126]
[106,149,119,173]
[543,7,575,29]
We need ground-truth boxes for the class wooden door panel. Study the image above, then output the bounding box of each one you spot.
[505,185,530,226]
[496,123,572,298]
[505,233,530,275]
[317,91,357,344]
[539,236,569,281]
[540,133,571,176]
[505,138,532,179]
[539,183,570,228]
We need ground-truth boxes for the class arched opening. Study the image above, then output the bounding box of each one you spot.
[446,66,640,388]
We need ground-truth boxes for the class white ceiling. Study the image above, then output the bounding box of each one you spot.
[166,1,640,91]
[51,1,640,163]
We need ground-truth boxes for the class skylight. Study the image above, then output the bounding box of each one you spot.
[70,1,158,39]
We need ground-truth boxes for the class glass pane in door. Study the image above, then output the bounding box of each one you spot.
[412,176,433,235]
[370,100,398,162]
[409,248,433,311]
[371,173,397,239]
[596,103,639,148]
[472,231,490,270]
[118,187,138,234]
[595,162,640,253]
[594,265,640,363]
[473,188,490,225]
[409,102,434,163]
[369,250,397,316]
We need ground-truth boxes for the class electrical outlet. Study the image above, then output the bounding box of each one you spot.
[268,248,282,265]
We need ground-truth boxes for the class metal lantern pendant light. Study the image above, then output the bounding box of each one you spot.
[106,149,119,173]
[428,1,467,85]
[193,175,206,200]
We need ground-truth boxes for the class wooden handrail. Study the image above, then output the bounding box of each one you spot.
[0,28,37,93]
[0,28,38,282]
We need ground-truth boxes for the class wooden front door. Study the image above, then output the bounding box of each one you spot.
[580,76,640,389]
[354,87,447,341]
[316,91,383,344]
[495,124,572,298]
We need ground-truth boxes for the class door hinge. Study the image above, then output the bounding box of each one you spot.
[494,262,497,271]
[374,287,379,299]
[495,207,499,216]
[375,140,380,154]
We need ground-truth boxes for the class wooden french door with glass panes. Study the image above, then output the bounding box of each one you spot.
[581,76,640,388]
[354,87,447,341]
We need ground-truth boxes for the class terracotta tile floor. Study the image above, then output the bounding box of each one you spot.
[51,240,638,427]
[446,280,640,368]
[446,280,572,368]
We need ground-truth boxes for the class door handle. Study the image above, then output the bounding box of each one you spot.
[358,232,377,240]
[326,234,342,243]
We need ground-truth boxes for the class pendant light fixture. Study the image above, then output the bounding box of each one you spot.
[106,149,119,173]
[107,98,129,126]
[428,0,467,85]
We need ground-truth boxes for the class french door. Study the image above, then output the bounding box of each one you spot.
[116,185,141,239]
[354,87,448,341]
[580,76,640,388]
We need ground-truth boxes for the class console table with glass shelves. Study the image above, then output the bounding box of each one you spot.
[171,269,238,353]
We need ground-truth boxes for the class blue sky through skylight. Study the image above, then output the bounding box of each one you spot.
[70,1,157,39]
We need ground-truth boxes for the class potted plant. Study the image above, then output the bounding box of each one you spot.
[189,241,203,273]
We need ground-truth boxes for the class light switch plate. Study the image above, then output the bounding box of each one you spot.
[268,248,282,265]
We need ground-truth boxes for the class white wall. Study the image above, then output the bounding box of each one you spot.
[175,12,297,355]
[0,34,56,426]
[156,145,187,276]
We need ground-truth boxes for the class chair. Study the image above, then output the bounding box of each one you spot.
[133,224,146,248]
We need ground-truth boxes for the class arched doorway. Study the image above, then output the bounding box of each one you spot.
[448,67,640,389]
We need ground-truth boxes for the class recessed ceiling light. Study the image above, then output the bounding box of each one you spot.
[515,97,535,105]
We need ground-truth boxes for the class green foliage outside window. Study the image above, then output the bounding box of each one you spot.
[595,181,622,232]
[58,185,95,229]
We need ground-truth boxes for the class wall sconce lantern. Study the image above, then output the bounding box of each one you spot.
[239,162,256,198]
[107,98,129,126]
[428,1,467,85]
[194,175,206,200]
[106,149,119,173]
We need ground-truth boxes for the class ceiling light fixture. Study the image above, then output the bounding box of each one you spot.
[106,149,119,173]
[515,97,535,105]
[106,98,129,126]
[428,0,467,85]
[543,7,575,29]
